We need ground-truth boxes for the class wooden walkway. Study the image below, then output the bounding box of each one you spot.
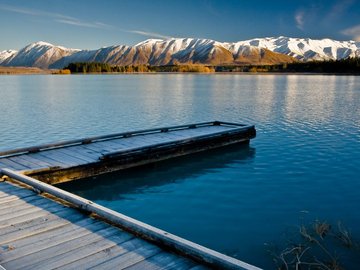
[0,121,258,269]
[0,179,208,270]
[0,121,256,184]
[0,169,260,270]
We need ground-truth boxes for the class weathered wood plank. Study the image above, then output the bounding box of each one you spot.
[0,198,75,229]
[7,226,131,270]
[8,156,40,170]
[0,209,84,245]
[36,151,85,167]
[0,158,29,171]
[31,234,135,270]
[27,152,68,167]
[0,194,45,212]
[0,218,107,264]
[55,148,97,163]
[64,145,102,160]
[124,251,199,270]
[17,154,54,167]
[58,237,154,270]
[90,244,162,270]
[0,207,79,238]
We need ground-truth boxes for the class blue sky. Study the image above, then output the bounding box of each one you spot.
[0,0,359,50]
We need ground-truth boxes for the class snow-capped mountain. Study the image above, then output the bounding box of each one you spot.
[52,38,294,69]
[1,37,359,69]
[236,36,360,61]
[0,49,17,64]
[2,41,79,68]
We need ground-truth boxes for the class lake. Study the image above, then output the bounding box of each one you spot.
[1,74,359,268]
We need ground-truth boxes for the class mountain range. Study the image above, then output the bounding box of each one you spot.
[1,37,359,69]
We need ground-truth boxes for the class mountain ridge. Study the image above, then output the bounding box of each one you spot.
[1,37,359,69]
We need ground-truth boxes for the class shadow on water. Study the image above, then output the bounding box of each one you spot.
[57,143,256,201]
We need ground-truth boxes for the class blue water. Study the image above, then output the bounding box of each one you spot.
[1,74,360,268]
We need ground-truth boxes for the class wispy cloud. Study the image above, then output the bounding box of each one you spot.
[126,30,172,39]
[327,0,354,21]
[341,24,360,41]
[0,4,171,41]
[295,10,305,30]
[55,19,112,29]
[0,4,111,29]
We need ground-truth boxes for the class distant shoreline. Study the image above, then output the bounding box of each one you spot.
[0,66,54,75]
[0,66,359,76]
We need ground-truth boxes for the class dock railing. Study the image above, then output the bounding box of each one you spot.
[0,121,250,158]
[0,168,261,270]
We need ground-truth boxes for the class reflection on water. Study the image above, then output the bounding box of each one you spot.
[58,143,255,201]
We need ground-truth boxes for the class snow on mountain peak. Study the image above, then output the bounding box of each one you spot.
[1,36,359,69]
[0,49,17,64]
[135,39,164,47]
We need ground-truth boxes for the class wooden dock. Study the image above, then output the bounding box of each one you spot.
[0,169,260,270]
[0,121,256,184]
[0,121,258,269]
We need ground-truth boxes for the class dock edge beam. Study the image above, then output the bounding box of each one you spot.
[0,168,261,270]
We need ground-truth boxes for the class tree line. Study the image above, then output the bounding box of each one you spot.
[64,63,215,73]
[217,57,360,73]
[63,58,360,74]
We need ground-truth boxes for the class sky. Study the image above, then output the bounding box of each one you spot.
[0,0,359,51]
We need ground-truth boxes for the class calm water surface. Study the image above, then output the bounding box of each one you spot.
[1,74,359,268]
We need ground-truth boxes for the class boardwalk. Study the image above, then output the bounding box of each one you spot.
[0,122,258,269]
[0,169,260,270]
[0,122,256,184]
[0,180,209,270]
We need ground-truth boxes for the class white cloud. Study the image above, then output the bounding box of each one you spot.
[55,19,112,29]
[127,30,172,39]
[0,4,111,29]
[295,10,305,30]
[341,24,360,41]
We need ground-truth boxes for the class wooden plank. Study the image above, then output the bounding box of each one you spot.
[0,218,108,264]
[59,238,146,269]
[59,145,102,161]
[0,208,84,245]
[0,161,11,168]
[0,200,72,229]
[8,156,40,170]
[55,148,97,163]
[0,207,79,238]
[90,244,162,270]
[28,233,135,270]
[7,226,130,270]
[0,205,65,230]
[0,190,35,202]
[78,143,109,154]
[15,154,54,168]
[0,194,45,211]
[0,201,72,229]
[39,148,88,166]
[28,152,68,167]
[0,194,61,216]
[36,151,86,167]
[0,187,36,200]
[84,141,122,153]
[0,158,29,170]
[124,251,198,270]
